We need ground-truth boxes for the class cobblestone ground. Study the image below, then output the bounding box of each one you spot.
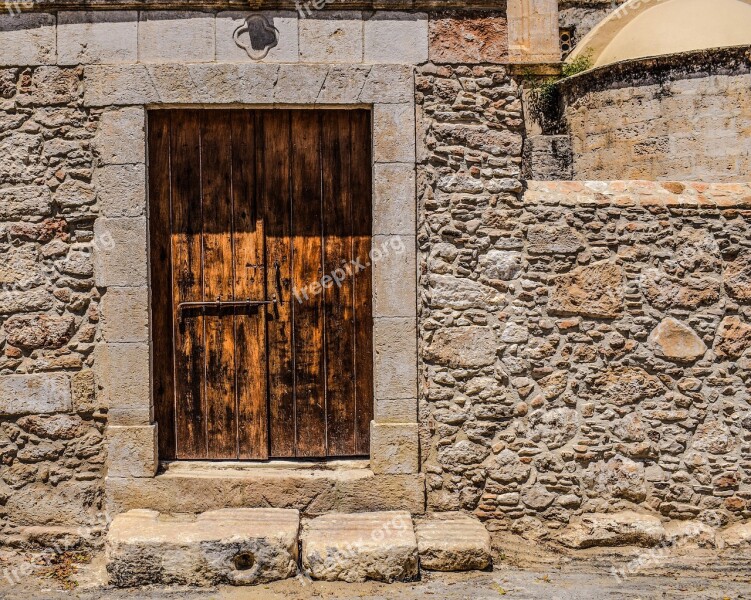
[1,547,750,599]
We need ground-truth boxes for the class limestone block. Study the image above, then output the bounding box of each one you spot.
[299,12,363,63]
[302,511,417,582]
[96,343,151,424]
[649,317,707,363]
[0,373,72,416]
[100,288,149,343]
[373,103,415,163]
[93,107,145,165]
[95,164,146,217]
[428,11,508,64]
[372,235,416,318]
[138,11,215,63]
[373,163,415,236]
[359,64,413,104]
[548,261,625,319]
[0,13,56,66]
[416,513,491,571]
[72,369,99,413]
[84,64,157,106]
[507,0,562,63]
[641,268,720,310]
[107,424,158,478]
[370,422,419,475]
[364,12,428,65]
[107,508,300,586]
[425,326,498,369]
[724,253,751,303]
[0,186,52,220]
[557,512,665,549]
[374,397,417,424]
[429,274,504,311]
[93,217,148,288]
[316,64,370,104]
[274,64,328,104]
[216,12,298,63]
[374,317,417,400]
[58,11,138,65]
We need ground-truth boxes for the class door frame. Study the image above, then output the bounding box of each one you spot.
[92,63,419,484]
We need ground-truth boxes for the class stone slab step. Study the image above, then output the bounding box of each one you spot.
[416,512,492,571]
[106,508,299,587]
[301,511,418,582]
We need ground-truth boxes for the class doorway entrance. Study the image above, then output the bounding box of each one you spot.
[148,109,374,461]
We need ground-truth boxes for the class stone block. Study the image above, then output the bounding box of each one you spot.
[0,186,52,220]
[72,369,99,413]
[299,12,363,63]
[95,164,146,217]
[107,424,158,478]
[84,64,157,106]
[0,373,71,416]
[58,11,138,65]
[93,107,145,165]
[216,12,298,63]
[374,317,417,400]
[522,135,573,180]
[302,511,417,582]
[548,261,625,319]
[557,511,666,549]
[364,12,428,65]
[373,103,415,163]
[96,343,151,424]
[93,217,148,287]
[0,13,56,66]
[107,508,300,586]
[138,11,215,63]
[373,163,415,235]
[274,64,328,104]
[316,64,371,104]
[429,11,508,64]
[100,288,149,343]
[649,317,707,363]
[507,0,562,63]
[372,235,416,318]
[370,422,419,475]
[360,64,413,104]
[719,522,751,547]
[374,397,417,424]
[416,513,491,571]
[425,326,498,369]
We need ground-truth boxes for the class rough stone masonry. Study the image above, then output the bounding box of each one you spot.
[0,0,750,560]
[0,66,105,547]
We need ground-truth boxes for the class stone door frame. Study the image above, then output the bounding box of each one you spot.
[90,64,421,507]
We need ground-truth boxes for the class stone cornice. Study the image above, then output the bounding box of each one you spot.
[23,0,507,11]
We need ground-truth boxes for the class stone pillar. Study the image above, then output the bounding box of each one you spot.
[507,0,560,63]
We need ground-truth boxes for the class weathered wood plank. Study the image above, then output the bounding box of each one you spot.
[232,110,270,460]
[291,111,327,458]
[200,111,237,459]
[350,110,375,456]
[261,111,296,458]
[322,111,357,457]
[171,110,207,459]
[148,110,176,460]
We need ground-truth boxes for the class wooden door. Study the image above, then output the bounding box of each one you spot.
[149,109,374,461]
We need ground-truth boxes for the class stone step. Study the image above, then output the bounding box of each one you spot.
[415,512,492,571]
[301,511,418,583]
[106,508,300,587]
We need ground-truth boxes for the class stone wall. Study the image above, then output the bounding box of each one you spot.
[560,48,751,182]
[559,0,626,49]
[419,174,751,541]
[0,66,106,547]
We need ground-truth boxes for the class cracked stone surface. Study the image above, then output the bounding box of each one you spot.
[106,509,300,587]
[415,512,492,571]
[301,511,418,583]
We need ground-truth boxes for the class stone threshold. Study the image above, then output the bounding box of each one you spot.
[160,458,371,476]
[33,0,505,10]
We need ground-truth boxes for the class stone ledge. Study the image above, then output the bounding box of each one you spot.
[34,1,508,10]
[106,468,426,515]
[525,180,751,209]
[106,508,300,586]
